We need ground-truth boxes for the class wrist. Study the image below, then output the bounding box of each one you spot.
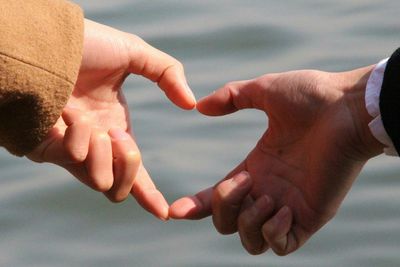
[341,65,385,159]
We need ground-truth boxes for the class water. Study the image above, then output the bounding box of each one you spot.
[1,0,400,266]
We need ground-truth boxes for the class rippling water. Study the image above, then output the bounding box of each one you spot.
[2,1,400,266]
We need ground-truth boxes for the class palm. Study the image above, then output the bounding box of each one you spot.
[244,71,366,241]
[63,20,133,133]
[28,19,196,219]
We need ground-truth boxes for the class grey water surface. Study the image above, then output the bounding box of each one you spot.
[1,0,400,266]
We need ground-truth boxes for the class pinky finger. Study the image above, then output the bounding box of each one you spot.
[238,195,274,255]
[62,108,92,163]
[85,129,114,192]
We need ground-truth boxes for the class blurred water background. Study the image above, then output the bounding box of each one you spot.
[1,0,400,266]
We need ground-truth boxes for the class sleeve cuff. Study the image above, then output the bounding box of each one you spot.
[0,0,84,156]
[365,58,398,156]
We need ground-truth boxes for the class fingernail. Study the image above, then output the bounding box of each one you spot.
[159,206,170,221]
[272,206,289,227]
[264,206,289,234]
[231,171,250,186]
[185,83,197,104]
[109,128,130,140]
[275,236,287,251]
[158,215,169,222]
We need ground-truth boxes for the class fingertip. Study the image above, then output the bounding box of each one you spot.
[168,84,197,110]
[132,188,170,221]
[184,83,197,109]
[196,89,236,116]
[151,191,170,221]
[157,67,197,110]
[169,196,202,220]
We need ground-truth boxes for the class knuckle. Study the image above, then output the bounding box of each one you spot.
[174,60,184,70]
[76,114,90,124]
[124,150,141,164]
[129,33,143,42]
[247,247,264,256]
[126,34,145,50]
[222,82,235,91]
[258,73,277,85]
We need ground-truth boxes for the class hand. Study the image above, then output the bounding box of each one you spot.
[27,19,196,220]
[170,67,383,254]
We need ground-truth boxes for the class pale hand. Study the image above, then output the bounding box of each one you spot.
[27,19,196,220]
[170,67,383,254]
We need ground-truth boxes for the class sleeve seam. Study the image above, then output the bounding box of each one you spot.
[0,51,75,85]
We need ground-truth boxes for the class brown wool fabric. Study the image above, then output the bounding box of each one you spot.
[0,0,84,156]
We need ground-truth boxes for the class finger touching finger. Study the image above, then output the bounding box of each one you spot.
[197,79,267,116]
[128,37,196,110]
[169,187,213,220]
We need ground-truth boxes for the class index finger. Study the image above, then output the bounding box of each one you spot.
[131,164,169,221]
[128,36,196,110]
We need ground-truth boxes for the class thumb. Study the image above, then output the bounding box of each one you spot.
[128,36,196,110]
[197,79,268,116]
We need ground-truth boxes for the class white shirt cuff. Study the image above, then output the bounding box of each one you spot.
[365,58,398,156]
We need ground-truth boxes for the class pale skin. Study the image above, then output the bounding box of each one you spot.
[27,19,196,220]
[170,66,384,255]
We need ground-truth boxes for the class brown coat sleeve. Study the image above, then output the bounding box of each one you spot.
[0,0,84,156]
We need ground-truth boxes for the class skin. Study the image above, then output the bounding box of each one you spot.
[170,66,384,255]
[27,19,196,220]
